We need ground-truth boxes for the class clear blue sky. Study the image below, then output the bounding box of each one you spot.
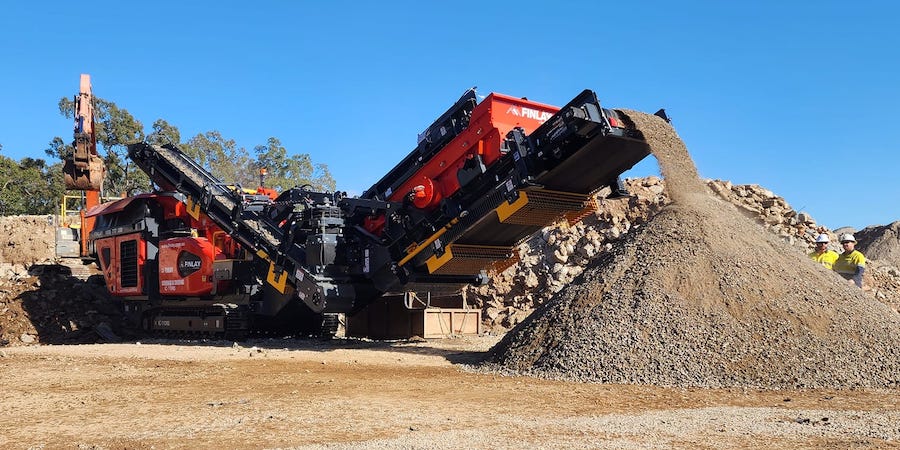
[1,1,897,230]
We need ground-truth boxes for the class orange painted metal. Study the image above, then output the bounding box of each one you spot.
[158,237,222,296]
[94,232,146,296]
[387,93,559,210]
[64,74,106,191]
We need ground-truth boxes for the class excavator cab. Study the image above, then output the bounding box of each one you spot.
[63,74,105,191]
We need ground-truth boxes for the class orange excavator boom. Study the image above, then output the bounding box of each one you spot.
[60,74,105,258]
[63,74,105,191]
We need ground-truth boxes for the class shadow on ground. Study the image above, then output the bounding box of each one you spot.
[15,263,130,345]
[11,263,495,364]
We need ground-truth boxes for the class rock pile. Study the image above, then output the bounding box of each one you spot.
[0,262,122,346]
[0,215,56,265]
[465,179,668,329]
[486,110,900,389]
[467,176,900,332]
[706,180,822,248]
[856,221,900,268]
[0,215,125,346]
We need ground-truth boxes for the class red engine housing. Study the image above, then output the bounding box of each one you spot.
[158,237,222,296]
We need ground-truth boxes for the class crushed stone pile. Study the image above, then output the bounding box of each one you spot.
[0,215,57,265]
[486,110,900,389]
[467,180,900,332]
[856,221,900,268]
[0,216,126,346]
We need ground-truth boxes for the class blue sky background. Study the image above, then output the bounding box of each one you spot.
[1,1,896,230]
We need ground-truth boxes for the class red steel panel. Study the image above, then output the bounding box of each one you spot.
[158,237,220,296]
[388,93,559,210]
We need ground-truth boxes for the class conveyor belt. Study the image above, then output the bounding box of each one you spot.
[128,143,330,312]
[397,91,652,276]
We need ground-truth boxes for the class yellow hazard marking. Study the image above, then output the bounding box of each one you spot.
[266,262,288,293]
[495,191,529,223]
[425,244,455,273]
[398,217,459,267]
[185,197,202,220]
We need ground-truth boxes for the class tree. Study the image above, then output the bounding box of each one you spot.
[181,131,256,188]
[57,96,148,195]
[254,137,335,192]
[147,119,181,147]
[45,136,71,160]
[0,154,63,215]
[51,94,337,200]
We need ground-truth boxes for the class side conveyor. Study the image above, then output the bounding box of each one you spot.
[128,143,332,312]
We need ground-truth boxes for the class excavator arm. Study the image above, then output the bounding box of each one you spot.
[63,74,105,191]
[58,74,107,259]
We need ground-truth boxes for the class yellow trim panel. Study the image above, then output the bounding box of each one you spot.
[398,217,459,267]
[496,191,529,223]
[185,197,202,220]
[425,245,456,274]
[266,262,288,293]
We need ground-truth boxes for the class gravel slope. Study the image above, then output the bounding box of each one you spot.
[489,111,900,389]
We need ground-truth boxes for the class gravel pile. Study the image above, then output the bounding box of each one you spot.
[856,221,900,268]
[488,111,900,389]
[0,215,56,264]
[0,215,125,346]
[467,177,900,330]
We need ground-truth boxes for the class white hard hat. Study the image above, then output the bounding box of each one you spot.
[839,233,856,243]
[815,234,830,243]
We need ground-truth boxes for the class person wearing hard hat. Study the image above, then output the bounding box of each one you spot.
[833,233,866,288]
[808,234,838,269]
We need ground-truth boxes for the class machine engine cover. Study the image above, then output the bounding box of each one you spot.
[159,237,220,296]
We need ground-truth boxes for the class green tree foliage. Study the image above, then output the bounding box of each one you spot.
[254,137,335,192]
[181,131,256,188]
[57,96,149,195]
[1,91,336,217]
[44,136,71,160]
[0,154,64,215]
[147,119,181,147]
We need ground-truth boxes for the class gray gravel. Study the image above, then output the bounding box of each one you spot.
[293,407,900,449]
[488,111,900,389]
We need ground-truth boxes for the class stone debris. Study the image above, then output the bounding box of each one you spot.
[466,175,900,331]
[0,260,124,346]
[486,110,900,389]
[856,221,900,268]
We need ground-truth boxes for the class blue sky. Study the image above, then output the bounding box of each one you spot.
[1,1,897,230]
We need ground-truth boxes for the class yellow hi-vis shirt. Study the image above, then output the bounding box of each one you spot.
[809,250,839,269]
[833,250,866,276]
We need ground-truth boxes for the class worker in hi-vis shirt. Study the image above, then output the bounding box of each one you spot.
[833,233,866,288]
[809,233,838,269]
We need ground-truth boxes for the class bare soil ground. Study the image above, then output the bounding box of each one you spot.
[1,337,898,450]
[3,113,899,449]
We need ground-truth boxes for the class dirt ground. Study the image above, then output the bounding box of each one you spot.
[1,336,897,450]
